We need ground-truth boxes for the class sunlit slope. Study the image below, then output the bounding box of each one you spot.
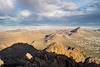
[0,29,100,59]
[65,29,100,58]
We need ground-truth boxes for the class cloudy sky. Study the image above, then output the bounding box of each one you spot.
[0,0,100,26]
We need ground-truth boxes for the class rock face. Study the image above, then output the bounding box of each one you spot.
[25,53,33,61]
[0,43,100,67]
[0,59,4,66]
[87,57,100,64]
[43,33,85,63]
[46,44,86,63]
[0,43,76,67]
[68,27,80,36]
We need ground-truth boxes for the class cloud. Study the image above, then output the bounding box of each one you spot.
[18,0,83,18]
[18,10,32,18]
[38,4,66,18]
[40,10,66,18]
[0,16,19,26]
[62,2,79,10]
[0,0,16,15]
[0,0,100,18]
[0,0,100,26]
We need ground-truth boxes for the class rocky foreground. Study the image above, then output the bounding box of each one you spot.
[0,43,100,67]
[0,28,100,67]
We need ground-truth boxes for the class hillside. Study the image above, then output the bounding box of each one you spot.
[0,28,100,66]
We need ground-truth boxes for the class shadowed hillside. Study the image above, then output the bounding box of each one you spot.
[0,43,100,67]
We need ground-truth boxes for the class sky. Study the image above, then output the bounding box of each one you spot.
[0,0,100,26]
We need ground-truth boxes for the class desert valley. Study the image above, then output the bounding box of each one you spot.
[0,27,100,67]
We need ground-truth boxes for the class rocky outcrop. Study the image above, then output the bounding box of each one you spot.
[46,44,86,63]
[0,59,4,66]
[0,43,100,67]
[25,53,33,61]
[86,57,100,64]
[43,33,86,63]
[68,27,80,36]
[0,43,76,67]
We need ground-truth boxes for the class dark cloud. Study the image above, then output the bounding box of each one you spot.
[0,0,100,26]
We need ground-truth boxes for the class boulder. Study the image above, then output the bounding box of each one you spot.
[25,53,33,60]
[0,59,4,66]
